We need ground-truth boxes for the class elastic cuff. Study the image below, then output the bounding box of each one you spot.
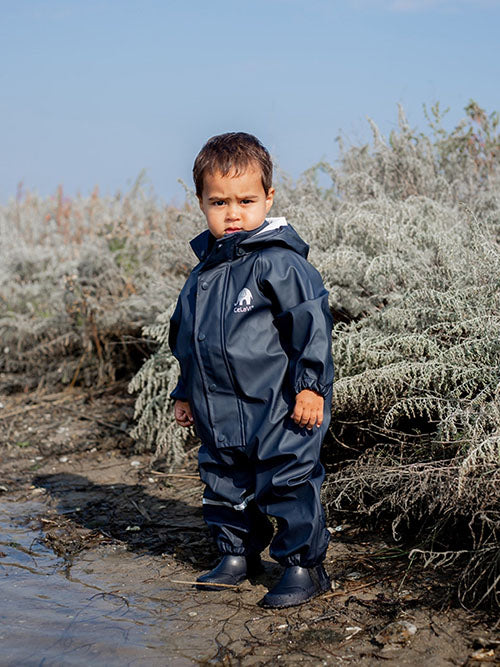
[282,555,327,568]
[170,386,188,401]
[219,546,246,556]
[294,376,329,397]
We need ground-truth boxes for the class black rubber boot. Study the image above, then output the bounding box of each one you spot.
[196,554,263,591]
[259,564,331,608]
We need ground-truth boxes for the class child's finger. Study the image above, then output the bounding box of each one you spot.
[175,409,193,427]
[292,405,303,424]
[306,411,319,430]
[298,407,311,427]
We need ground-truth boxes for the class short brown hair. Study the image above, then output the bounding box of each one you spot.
[193,132,273,198]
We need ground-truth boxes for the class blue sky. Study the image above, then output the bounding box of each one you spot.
[1,0,499,203]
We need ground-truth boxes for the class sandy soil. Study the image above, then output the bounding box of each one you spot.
[1,381,498,665]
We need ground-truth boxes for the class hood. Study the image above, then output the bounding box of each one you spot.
[190,217,309,265]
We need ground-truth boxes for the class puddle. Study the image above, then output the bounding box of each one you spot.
[2,492,486,667]
[0,500,225,665]
[0,493,492,666]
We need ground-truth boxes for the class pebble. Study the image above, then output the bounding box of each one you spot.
[59,456,69,463]
[375,620,417,645]
[470,648,496,662]
[130,460,141,467]
[188,612,197,617]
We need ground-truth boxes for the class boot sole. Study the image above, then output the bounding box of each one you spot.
[195,556,265,591]
[258,582,331,609]
[195,565,265,591]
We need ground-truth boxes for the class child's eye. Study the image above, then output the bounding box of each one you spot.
[212,200,225,206]
[241,199,253,204]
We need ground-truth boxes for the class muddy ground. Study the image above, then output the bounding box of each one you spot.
[1,381,498,665]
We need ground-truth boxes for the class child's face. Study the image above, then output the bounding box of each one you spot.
[198,163,274,239]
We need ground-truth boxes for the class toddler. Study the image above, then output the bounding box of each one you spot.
[169,132,334,608]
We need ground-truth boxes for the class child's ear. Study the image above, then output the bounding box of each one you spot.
[265,187,275,213]
[197,195,205,214]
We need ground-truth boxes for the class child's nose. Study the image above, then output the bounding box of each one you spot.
[226,204,241,220]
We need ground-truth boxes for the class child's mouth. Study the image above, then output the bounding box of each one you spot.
[224,227,242,234]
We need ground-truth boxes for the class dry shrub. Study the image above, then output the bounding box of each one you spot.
[130,102,499,607]
[0,179,203,392]
[318,103,500,610]
[2,102,498,608]
[127,304,198,469]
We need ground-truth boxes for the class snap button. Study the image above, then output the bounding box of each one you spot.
[217,434,226,442]
[209,383,217,392]
[198,333,206,341]
[200,281,209,290]
[236,247,244,256]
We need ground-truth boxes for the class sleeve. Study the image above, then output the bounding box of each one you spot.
[170,376,188,402]
[258,250,334,397]
[168,296,189,402]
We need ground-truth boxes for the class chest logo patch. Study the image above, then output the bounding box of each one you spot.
[234,287,254,313]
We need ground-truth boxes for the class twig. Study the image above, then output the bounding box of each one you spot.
[130,499,152,521]
[26,389,80,403]
[89,591,130,607]
[307,611,338,624]
[149,471,200,479]
[0,392,80,420]
[69,352,87,389]
[184,444,201,456]
[323,578,387,599]
[59,405,129,433]
[171,579,239,589]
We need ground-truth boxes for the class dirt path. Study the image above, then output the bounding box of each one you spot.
[1,384,498,665]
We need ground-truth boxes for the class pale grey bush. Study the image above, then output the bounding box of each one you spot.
[127,305,194,469]
[0,181,201,389]
[317,104,500,609]
[130,102,500,606]
[2,102,498,607]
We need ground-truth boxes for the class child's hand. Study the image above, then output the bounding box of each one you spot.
[292,389,324,430]
[174,400,194,427]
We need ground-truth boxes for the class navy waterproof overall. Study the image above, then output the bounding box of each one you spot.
[169,218,334,567]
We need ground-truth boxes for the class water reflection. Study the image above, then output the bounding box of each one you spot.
[0,501,197,665]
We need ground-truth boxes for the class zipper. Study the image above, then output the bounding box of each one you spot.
[220,264,246,447]
[192,269,215,432]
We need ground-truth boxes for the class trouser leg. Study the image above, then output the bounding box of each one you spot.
[198,443,274,556]
[253,415,331,568]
